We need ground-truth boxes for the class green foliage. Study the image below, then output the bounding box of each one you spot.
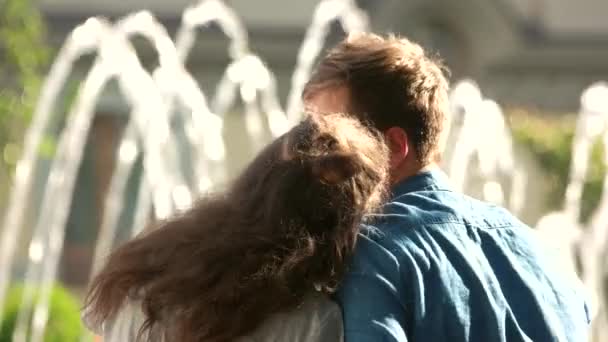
[0,0,51,208]
[0,284,84,342]
[508,108,606,222]
[0,0,50,165]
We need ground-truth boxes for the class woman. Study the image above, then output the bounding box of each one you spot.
[83,112,390,341]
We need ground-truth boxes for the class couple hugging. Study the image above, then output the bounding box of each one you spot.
[83,33,590,342]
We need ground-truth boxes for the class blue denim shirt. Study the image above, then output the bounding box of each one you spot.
[336,169,591,342]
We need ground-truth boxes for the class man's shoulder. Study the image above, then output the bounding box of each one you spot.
[382,188,525,229]
[357,189,529,258]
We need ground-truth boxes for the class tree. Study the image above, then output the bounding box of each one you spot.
[0,284,84,342]
[0,0,50,202]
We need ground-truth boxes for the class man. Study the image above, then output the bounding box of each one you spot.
[303,32,591,342]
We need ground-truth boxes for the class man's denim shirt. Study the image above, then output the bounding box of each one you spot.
[336,169,591,342]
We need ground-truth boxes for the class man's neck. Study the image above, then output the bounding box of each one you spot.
[390,162,437,186]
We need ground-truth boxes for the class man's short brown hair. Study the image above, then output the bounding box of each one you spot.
[303,32,450,164]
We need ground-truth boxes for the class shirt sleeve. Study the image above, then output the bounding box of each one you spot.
[336,232,409,342]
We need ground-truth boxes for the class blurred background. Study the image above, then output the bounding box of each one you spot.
[0,0,607,340]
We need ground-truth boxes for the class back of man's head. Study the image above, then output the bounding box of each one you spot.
[303,32,450,165]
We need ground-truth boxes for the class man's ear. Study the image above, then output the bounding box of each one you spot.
[311,153,360,184]
[384,127,409,170]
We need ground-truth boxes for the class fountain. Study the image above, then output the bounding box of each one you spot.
[286,0,369,123]
[565,82,608,219]
[0,18,110,328]
[568,82,608,341]
[446,79,526,214]
[0,0,606,340]
[530,81,608,342]
[177,0,290,154]
[0,0,369,340]
[12,19,182,342]
[89,9,226,289]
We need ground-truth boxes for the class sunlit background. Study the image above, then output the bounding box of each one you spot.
[0,0,607,341]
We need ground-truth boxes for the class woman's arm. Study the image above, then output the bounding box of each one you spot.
[243,294,344,342]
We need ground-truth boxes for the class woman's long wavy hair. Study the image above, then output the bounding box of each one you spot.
[83,112,390,341]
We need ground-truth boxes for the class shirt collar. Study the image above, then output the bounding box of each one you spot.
[391,167,452,198]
